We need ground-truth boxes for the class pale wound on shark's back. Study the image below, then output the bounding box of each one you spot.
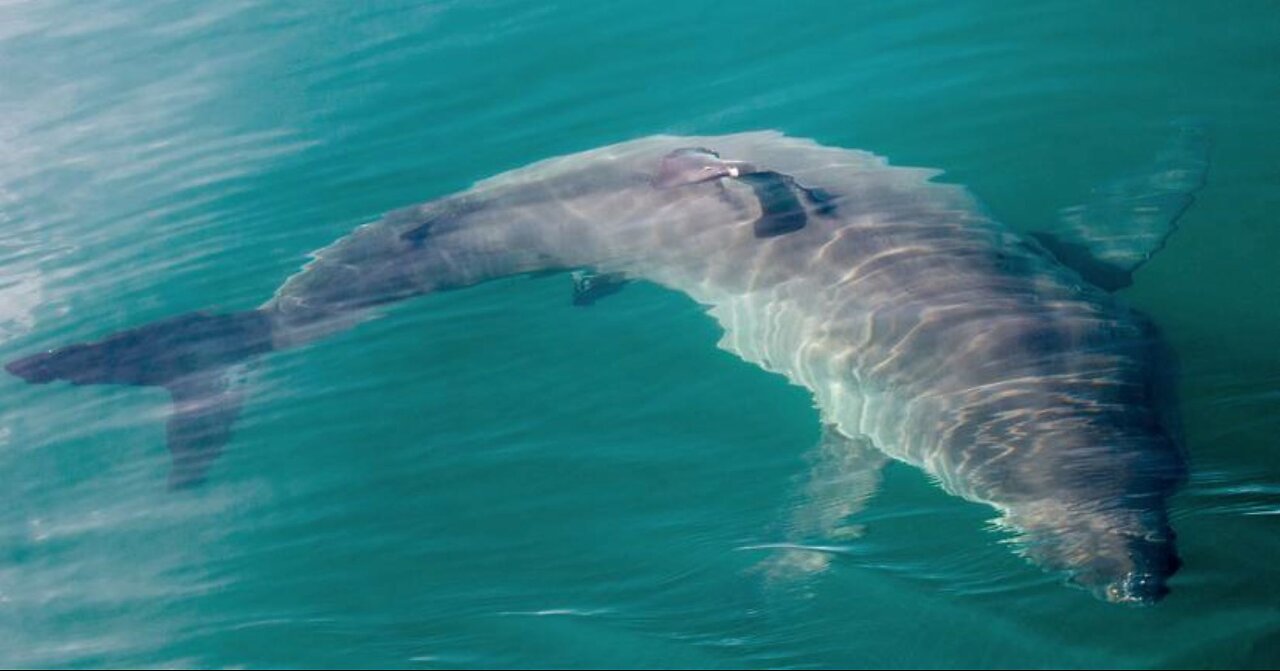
[653,147,835,239]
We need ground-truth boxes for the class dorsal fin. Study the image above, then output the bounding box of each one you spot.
[738,171,808,238]
[737,171,835,239]
[1034,120,1210,291]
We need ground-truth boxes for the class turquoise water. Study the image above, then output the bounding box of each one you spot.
[2,0,1279,667]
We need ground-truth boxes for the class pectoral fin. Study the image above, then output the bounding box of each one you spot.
[788,426,888,543]
[758,425,889,580]
[1034,120,1210,291]
[570,270,629,306]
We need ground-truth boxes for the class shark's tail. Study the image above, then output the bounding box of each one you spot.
[5,311,273,488]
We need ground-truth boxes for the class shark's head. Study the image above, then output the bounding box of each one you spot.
[652,147,755,189]
[1007,498,1180,605]
[999,427,1186,605]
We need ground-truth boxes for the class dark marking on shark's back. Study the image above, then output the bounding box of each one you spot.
[401,219,434,247]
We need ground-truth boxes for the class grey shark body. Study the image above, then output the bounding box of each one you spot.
[7,129,1207,604]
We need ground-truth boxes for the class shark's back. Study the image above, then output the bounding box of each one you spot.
[592,134,1177,509]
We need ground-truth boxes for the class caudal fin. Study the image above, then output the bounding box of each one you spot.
[5,310,272,487]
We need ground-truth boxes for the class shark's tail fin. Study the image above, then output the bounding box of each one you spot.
[5,311,273,487]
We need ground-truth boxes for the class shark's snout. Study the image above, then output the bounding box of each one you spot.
[1074,528,1181,606]
[1103,571,1171,605]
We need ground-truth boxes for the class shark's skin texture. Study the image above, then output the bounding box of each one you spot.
[7,131,1191,604]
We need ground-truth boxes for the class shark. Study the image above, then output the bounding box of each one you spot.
[5,124,1208,604]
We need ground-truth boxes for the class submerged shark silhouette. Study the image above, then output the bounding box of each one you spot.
[7,124,1208,604]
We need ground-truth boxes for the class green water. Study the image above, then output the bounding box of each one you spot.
[1,1,1278,667]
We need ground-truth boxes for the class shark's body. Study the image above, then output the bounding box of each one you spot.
[7,129,1207,604]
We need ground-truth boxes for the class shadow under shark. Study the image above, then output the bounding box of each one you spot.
[6,126,1208,605]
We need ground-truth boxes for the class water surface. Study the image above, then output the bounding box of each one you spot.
[1,1,1278,668]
